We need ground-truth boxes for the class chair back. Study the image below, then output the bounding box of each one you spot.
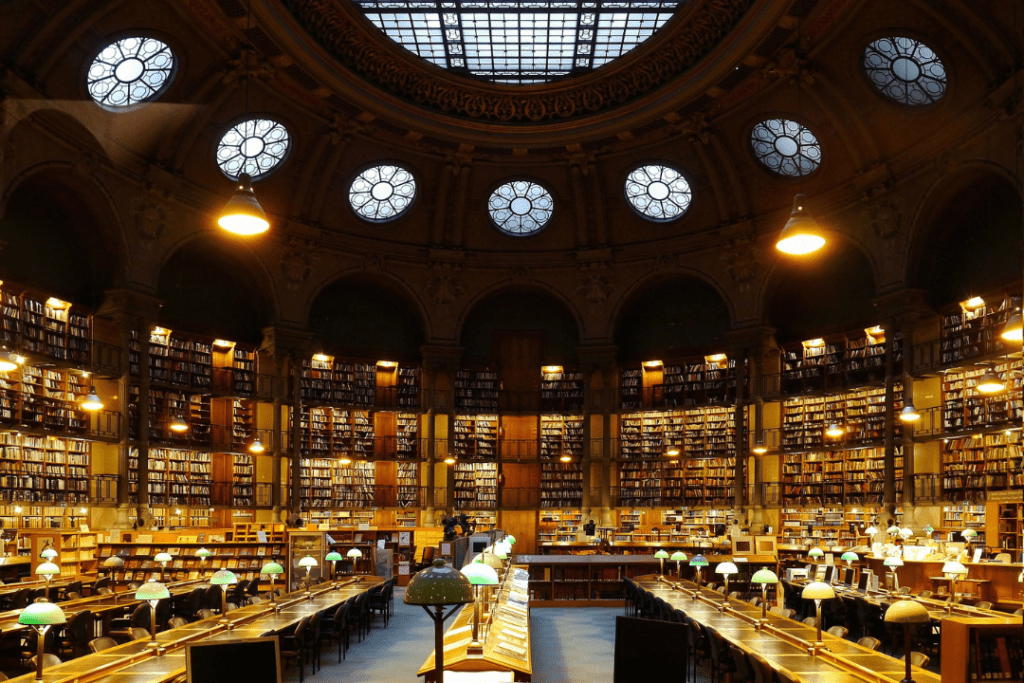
[65,591,82,601]
[168,617,188,628]
[994,553,1011,564]
[96,587,113,595]
[10,588,29,609]
[29,654,62,669]
[730,645,754,683]
[421,546,435,566]
[129,627,150,641]
[974,601,993,610]
[197,608,215,620]
[748,652,775,683]
[856,636,881,650]
[130,602,150,629]
[89,637,118,653]
[93,577,111,590]
[827,625,848,639]
[907,652,930,668]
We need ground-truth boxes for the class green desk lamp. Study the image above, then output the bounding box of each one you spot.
[884,556,903,592]
[841,551,859,582]
[751,567,778,627]
[325,551,343,584]
[670,551,687,578]
[260,561,284,608]
[19,601,66,682]
[210,569,237,623]
[346,548,363,575]
[195,547,212,577]
[808,547,824,563]
[689,555,708,597]
[801,581,836,652]
[298,555,318,595]
[654,549,669,576]
[40,547,58,562]
[405,559,474,683]
[135,580,170,650]
[884,600,931,683]
[715,562,738,610]
[35,561,60,602]
[460,558,499,656]
[154,552,172,582]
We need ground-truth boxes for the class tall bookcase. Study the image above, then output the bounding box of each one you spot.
[781,386,903,451]
[779,328,902,395]
[397,461,419,509]
[0,288,92,366]
[540,367,584,412]
[334,460,375,508]
[453,414,498,459]
[231,453,255,508]
[941,502,986,545]
[940,294,1015,365]
[453,461,498,509]
[782,445,900,506]
[0,432,92,503]
[941,432,1023,501]
[942,359,1023,432]
[299,357,377,406]
[128,447,212,507]
[454,369,500,411]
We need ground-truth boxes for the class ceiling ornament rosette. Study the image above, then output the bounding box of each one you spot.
[280,0,754,124]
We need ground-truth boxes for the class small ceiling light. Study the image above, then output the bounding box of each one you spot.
[665,446,680,458]
[864,325,884,336]
[976,368,1005,394]
[642,360,663,368]
[542,365,563,373]
[170,416,189,432]
[217,173,269,235]
[0,350,19,372]
[559,455,573,463]
[826,424,844,438]
[752,439,768,455]
[249,437,265,454]
[705,353,727,364]
[152,327,170,336]
[45,297,69,309]
[376,360,398,368]
[313,353,331,363]
[339,457,352,465]
[802,338,825,348]
[81,386,104,411]
[962,296,985,311]
[444,456,457,465]
[776,194,826,255]
[899,404,921,422]
[1002,301,1022,342]
[213,339,235,348]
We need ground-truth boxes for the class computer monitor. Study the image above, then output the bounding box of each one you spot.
[823,565,835,584]
[857,572,870,592]
[186,637,281,683]
[844,568,855,587]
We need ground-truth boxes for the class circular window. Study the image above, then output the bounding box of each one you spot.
[349,165,417,222]
[750,118,822,177]
[215,118,291,180]
[863,36,946,106]
[624,165,692,221]
[87,37,175,109]
[488,180,554,236]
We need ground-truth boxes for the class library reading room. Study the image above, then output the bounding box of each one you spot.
[0,0,1022,682]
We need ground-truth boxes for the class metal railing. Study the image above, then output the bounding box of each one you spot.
[913,474,941,503]
[0,474,118,504]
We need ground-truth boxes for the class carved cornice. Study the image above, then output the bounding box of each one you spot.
[280,0,753,124]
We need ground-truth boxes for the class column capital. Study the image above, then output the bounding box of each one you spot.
[725,325,778,355]
[872,288,932,324]
[576,344,618,371]
[260,326,315,356]
[96,288,163,322]
[420,344,463,370]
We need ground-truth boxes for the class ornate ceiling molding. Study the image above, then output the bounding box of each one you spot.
[281,0,754,124]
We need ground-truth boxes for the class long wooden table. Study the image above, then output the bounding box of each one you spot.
[6,577,384,683]
[634,574,943,683]
[864,557,1024,608]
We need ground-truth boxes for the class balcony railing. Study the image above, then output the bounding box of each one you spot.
[0,474,118,504]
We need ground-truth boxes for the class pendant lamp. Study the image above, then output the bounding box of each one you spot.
[777,194,826,255]
[217,173,269,235]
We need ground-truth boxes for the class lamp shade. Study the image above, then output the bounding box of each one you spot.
[0,349,19,371]
[776,194,826,255]
[81,386,104,411]
[883,557,904,568]
[751,567,779,585]
[899,405,921,422]
[494,541,512,555]
[491,548,508,561]
[826,424,844,438]
[195,548,212,558]
[887,525,900,536]
[260,562,284,575]
[976,370,1005,394]
[404,559,474,606]
[808,548,824,558]
[654,550,670,560]
[460,559,499,586]
[689,555,708,567]
[18,601,66,626]
[154,552,172,564]
[103,556,125,568]
[865,525,879,535]
[899,528,914,539]
[481,553,504,570]
[884,600,930,624]
[298,555,319,568]
[217,173,270,235]
[506,535,516,545]
[324,552,343,562]
[40,548,59,561]
[961,528,978,540]
[841,552,859,563]
[1001,309,1023,341]
[942,561,967,577]
[924,525,934,534]
[35,562,60,576]
[670,551,688,562]
[716,562,738,576]
[802,581,836,600]
[135,580,170,601]
[210,569,238,585]
[346,549,362,559]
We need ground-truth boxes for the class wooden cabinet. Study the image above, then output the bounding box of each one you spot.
[941,617,1024,683]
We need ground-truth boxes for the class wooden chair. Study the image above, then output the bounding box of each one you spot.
[705,625,736,683]
[770,606,796,619]
[168,617,189,628]
[730,644,754,683]
[64,591,82,601]
[320,602,350,663]
[89,637,118,653]
[974,601,993,610]
[748,597,761,607]
[918,590,933,599]
[197,609,215,620]
[827,625,849,639]
[747,652,776,683]
[57,609,94,659]
[857,636,881,651]
[129,627,150,641]
[279,616,311,683]
[803,616,817,626]
[28,654,62,670]
[1013,608,1023,617]
[96,587,113,595]
[903,652,930,668]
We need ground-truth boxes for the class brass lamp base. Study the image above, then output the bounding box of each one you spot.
[466,641,484,656]
[807,642,828,656]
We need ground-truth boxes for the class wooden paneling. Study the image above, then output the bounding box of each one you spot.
[500,509,539,555]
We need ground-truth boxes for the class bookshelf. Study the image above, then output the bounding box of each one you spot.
[397,461,419,509]
[396,365,420,408]
[453,414,498,459]
[660,355,739,407]
[299,457,334,508]
[128,447,212,507]
[665,456,735,507]
[12,366,91,434]
[540,415,584,459]
[134,327,213,392]
[453,461,498,509]
[0,288,92,366]
[0,503,91,530]
[942,432,1024,501]
[941,618,1024,683]
[941,502,986,545]
[454,369,500,411]
[232,453,255,508]
[539,510,584,542]
[22,529,98,577]
[294,406,375,458]
[942,359,1023,432]
[396,412,419,459]
[779,329,902,395]
[540,367,584,412]
[992,502,1023,554]
[540,461,583,508]
[618,460,663,508]
[779,506,895,546]
[0,432,92,504]
[299,357,377,406]
[940,294,1016,365]
[781,386,903,452]
[98,540,287,585]
[334,460,375,508]
[620,407,736,460]
[782,445,900,506]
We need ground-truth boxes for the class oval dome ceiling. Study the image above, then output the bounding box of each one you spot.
[351,0,688,85]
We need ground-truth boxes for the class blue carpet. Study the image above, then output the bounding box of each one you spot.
[530,607,619,683]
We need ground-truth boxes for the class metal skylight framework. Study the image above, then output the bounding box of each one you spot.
[352,0,686,84]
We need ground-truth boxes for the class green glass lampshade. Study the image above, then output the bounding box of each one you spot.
[654,550,669,560]
[716,562,738,576]
[103,556,125,568]
[346,549,363,559]
[18,600,66,626]
[887,525,900,536]
[883,557,904,567]
[260,562,284,575]
[154,552,172,563]
[210,569,238,585]
[324,552,343,562]
[298,555,318,568]
[924,525,934,534]
[494,541,512,556]
[801,581,836,600]
[865,525,879,536]
[135,580,170,601]
[505,535,516,545]
[884,600,930,624]
[899,528,913,539]
[491,548,508,560]
[841,552,859,563]
[195,548,212,558]
[751,567,779,585]
[689,555,708,567]
[670,551,687,562]
[35,562,60,576]
[961,528,978,540]
[942,561,967,577]
[808,548,824,558]
[460,559,499,586]
[404,559,474,606]
[40,548,59,561]
[481,553,504,569]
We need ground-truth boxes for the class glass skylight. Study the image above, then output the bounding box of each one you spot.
[351,1,687,84]
[349,164,417,222]
[624,164,691,221]
[488,180,554,235]
[863,36,946,106]
[750,118,821,178]
[87,37,175,109]
[216,119,291,180]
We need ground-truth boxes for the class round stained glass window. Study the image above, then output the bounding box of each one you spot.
[87,37,175,109]
[750,119,822,177]
[488,180,554,236]
[863,36,946,106]
[624,165,692,221]
[349,165,417,222]
[215,119,291,180]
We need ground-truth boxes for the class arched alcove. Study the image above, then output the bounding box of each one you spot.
[911,171,1021,308]
[614,277,732,361]
[765,242,877,343]
[157,237,274,343]
[460,289,581,363]
[0,168,122,307]
[308,276,426,359]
